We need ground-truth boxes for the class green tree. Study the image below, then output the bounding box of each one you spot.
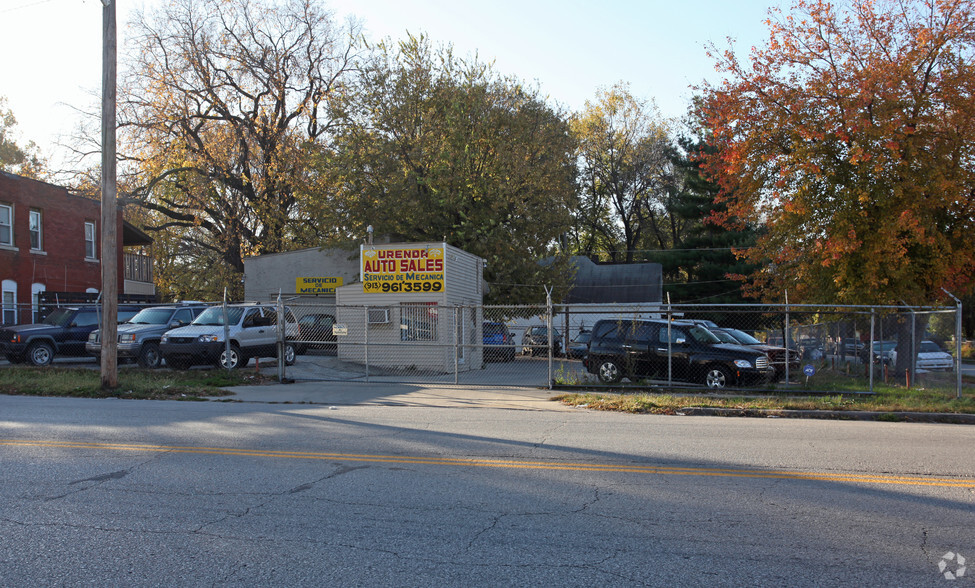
[570,84,673,263]
[0,96,44,177]
[660,132,758,305]
[317,35,578,303]
[119,0,358,291]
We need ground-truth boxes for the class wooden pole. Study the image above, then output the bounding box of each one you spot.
[100,0,118,390]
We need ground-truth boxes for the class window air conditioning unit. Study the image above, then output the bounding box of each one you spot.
[367,308,390,324]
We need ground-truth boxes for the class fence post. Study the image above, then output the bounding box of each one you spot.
[666,293,672,388]
[869,307,875,393]
[454,306,459,385]
[364,305,370,383]
[222,289,230,373]
[784,290,791,384]
[545,287,553,390]
[943,288,963,399]
[276,291,285,382]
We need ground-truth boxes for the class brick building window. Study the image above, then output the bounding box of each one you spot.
[85,221,96,259]
[0,203,12,246]
[29,209,42,250]
[1,279,16,325]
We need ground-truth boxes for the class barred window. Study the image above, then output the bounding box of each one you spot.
[400,302,438,341]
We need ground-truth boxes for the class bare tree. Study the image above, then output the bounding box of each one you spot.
[118,0,358,294]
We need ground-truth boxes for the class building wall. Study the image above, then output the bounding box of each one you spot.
[0,172,127,324]
[335,242,485,373]
[243,247,361,303]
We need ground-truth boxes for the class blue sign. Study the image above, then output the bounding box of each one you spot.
[803,364,816,377]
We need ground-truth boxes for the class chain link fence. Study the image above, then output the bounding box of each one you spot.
[1,297,966,397]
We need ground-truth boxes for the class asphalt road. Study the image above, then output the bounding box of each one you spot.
[1,395,974,587]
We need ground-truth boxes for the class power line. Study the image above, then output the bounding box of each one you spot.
[0,0,56,14]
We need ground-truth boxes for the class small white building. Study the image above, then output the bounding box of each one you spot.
[335,242,485,373]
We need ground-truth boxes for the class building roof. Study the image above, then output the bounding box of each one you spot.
[561,256,662,304]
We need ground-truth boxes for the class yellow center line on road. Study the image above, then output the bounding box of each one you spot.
[3,438,975,488]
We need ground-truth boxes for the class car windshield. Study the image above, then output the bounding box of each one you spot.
[726,329,762,345]
[42,308,79,326]
[193,306,245,326]
[920,341,944,353]
[712,330,740,344]
[689,326,721,344]
[573,332,591,343]
[126,308,174,325]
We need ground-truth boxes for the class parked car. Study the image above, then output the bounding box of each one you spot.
[521,325,562,357]
[583,319,774,388]
[482,321,516,362]
[566,330,592,360]
[159,304,298,369]
[0,305,142,366]
[86,303,208,368]
[798,337,825,360]
[709,327,800,381]
[857,340,897,365]
[889,340,954,371]
[296,313,337,354]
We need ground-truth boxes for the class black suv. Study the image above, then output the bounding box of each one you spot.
[0,305,142,366]
[583,319,774,388]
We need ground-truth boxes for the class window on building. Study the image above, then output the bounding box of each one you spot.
[1,280,16,325]
[31,283,44,323]
[400,302,438,341]
[29,209,42,250]
[85,221,96,259]
[0,203,12,246]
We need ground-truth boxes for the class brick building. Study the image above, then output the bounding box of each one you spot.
[0,171,154,325]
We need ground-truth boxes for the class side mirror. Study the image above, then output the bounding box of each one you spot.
[675,338,687,345]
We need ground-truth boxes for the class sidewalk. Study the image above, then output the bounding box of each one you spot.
[223,379,571,410]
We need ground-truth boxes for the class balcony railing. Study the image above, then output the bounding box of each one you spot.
[124,252,153,283]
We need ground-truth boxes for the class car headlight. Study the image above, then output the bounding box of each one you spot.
[198,334,219,343]
[733,359,753,369]
[88,332,98,343]
[160,334,168,343]
[119,334,137,343]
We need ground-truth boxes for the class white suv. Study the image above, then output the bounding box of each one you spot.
[159,304,298,369]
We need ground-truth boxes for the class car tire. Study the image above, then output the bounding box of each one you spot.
[596,359,622,383]
[27,341,55,366]
[219,344,244,370]
[704,364,732,389]
[284,343,297,366]
[138,342,162,369]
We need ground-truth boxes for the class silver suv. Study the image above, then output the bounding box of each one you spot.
[159,304,298,369]
[87,304,208,368]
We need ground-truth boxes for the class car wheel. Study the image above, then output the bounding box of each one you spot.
[137,342,162,369]
[704,365,733,389]
[284,343,297,366]
[596,359,622,383]
[219,344,244,370]
[27,342,55,366]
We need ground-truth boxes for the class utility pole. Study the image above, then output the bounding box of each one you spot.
[100,0,118,389]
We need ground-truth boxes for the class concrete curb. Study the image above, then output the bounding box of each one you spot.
[669,406,975,424]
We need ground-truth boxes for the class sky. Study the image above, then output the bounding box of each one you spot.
[0,0,776,168]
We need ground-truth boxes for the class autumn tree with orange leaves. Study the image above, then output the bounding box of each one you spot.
[701,0,975,307]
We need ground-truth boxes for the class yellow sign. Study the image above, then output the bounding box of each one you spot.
[296,276,343,295]
[361,246,445,294]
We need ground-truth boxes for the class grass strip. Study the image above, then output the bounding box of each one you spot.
[0,366,271,400]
